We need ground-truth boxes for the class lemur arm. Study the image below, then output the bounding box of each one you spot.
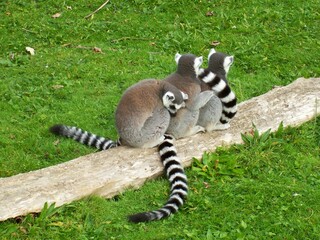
[188,90,214,111]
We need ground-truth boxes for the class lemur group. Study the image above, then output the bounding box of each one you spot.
[50,48,237,223]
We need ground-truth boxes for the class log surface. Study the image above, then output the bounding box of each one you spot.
[0,77,319,221]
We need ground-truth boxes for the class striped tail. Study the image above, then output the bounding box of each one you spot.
[49,124,120,150]
[128,134,188,223]
[198,69,237,124]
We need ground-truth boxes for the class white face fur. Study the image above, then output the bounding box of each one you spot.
[193,56,203,76]
[223,56,234,74]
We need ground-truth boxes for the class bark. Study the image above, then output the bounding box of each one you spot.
[0,77,319,221]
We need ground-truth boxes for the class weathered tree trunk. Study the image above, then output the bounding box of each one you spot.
[0,77,319,221]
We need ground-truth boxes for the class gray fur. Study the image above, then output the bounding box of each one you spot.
[116,79,186,148]
[197,85,223,132]
[164,53,214,139]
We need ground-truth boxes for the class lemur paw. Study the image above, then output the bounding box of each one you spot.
[193,125,206,134]
[212,123,230,130]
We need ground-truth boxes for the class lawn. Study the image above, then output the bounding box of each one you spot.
[0,0,319,239]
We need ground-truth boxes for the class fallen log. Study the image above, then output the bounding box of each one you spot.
[0,77,319,221]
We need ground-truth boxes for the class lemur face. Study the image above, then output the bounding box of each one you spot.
[162,91,187,116]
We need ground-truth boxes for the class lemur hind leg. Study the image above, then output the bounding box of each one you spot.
[139,109,171,148]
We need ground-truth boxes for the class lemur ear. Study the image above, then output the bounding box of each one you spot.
[208,48,216,60]
[175,53,182,64]
[181,91,188,100]
[198,56,203,65]
[227,56,234,65]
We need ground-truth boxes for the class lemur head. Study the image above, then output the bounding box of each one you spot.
[175,53,203,77]
[162,90,188,116]
[208,48,234,76]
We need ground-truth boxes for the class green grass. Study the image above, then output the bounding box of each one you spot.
[0,0,319,239]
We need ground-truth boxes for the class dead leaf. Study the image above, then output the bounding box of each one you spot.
[62,43,72,47]
[214,159,219,170]
[14,216,23,224]
[52,85,64,90]
[52,12,61,18]
[25,47,35,55]
[53,139,60,146]
[205,11,215,17]
[66,6,72,10]
[93,47,102,53]
[19,226,28,234]
[210,41,220,47]
[9,53,15,61]
[48,221,65,227]
[203,182,210,189]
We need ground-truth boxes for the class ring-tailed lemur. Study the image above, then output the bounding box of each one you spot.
[164,53,214,139]
[50,79,187,149]
[197,48,237,130]
[50,74,191,222]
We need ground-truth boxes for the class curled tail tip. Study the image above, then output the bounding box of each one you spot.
[49,124,66,135]
[128,212,152,223]
[128,211,168,223]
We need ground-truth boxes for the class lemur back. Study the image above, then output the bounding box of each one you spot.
[197,48,237,130]
[164,53,214,139]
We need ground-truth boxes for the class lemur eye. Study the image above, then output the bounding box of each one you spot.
[166,92,175,101]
